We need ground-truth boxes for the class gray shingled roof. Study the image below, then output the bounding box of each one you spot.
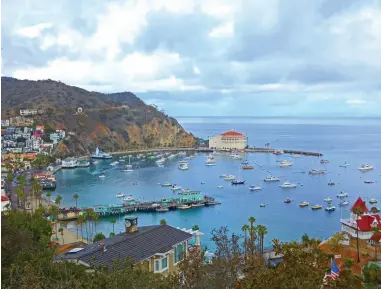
[56,225,192,268]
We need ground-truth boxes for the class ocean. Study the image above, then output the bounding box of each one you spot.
[55,117,381,250]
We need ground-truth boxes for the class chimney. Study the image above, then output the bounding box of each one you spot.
[125,216,138,233]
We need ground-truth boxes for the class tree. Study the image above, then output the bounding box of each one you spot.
[73,193,79,209]
[192,224,199,231]
[46,191,52,204]
[372,227,380,261]
[352,206,364,262]
[344,258,355,269]
[248,216,257,257]
[160,219,167,225]
[109,232,116,237]
[93,232,106,242]
[327,232,345,254]
[110,218,116,234]
[241,224,250,260]
[15,185,26,212]
[77,215,85,241]
[55,195,62,207]
[49,205,60,240]
[301,233,310,247]
[58,227,64,244]
[6,171,14,187]
[257,225,268,255]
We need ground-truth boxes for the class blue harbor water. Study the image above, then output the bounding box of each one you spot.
[54,117,381,250]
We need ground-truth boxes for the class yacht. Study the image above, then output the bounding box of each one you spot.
[171,185,182,191]
[337,192,348,198]
[358,164,374,171]
[241,160,249,165]
[312,204,323,210]
[124,195,135,202]
[339,200,349,206]
[224,175,236,181]
[98,174,105,179]
[320,159,329,164]
[156,207,169,212]
[249,186,262,191]
[91,147,112,159]
[279,181,297,188]
[264,176,280,182]
[191,203,205,208]
[178,160,188,164]
[161,182,172,187]
[259,203,266,207]
[299,201,309,207]
[156,158,166,165]
[309,169,326,175]
[110,161,119,166]
[324,197,333,202]
[280,160,293,167]
[116,192,125,198]
[220,174,227,178]
[217,185,224,189]
[205,160,216,166]
[179,162,189,170]
[369,199,378,204]
[231,180,245,185]
[339,162,350,168]
[328,181,335,186]
[325,205,336,212]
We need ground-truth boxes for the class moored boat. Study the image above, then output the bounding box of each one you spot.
[339,200,349,206]
[242,165,254,170]
[224,175,236,181]
[249,186,262,191]
[337,191,348,198]
[299,201,309,207]
[260,203,266,207]
[91,147,112,159]
[124,195,135,202]
[177,204,192,210]
[116,192,125,198]
[156,207,169,212]
[320,159,329,164]
[98,174,105,179]
[339,162,350,168]
[161,182,172,187]
[264,176,280,182]
[364,180,375,184]
[370,207,380,213]
[312,204,323,210]
[358,164,374,171]
[328,181,335,186]
[309,169,326,175]
[279,181,297,188]
[284,198,292,203]
[325,205,336,212]
[217,185,224,189]
[231,180,245,185]
[324,197,332,202]
[191,203,205,207]
[369,199,378,204]
[171,185,182,191]
[280,160,293,167]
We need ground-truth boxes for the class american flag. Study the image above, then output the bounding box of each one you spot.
[331,259,340,279]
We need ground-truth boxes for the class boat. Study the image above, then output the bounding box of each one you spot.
[171,185,182,191]
[230,154,242,160]
[309,169,326,175]
[320,159,329,164]
[299,201,309,207]
[205,161,216,166]
[280,160,293,167]
[124,195,135,202]
[179,162,189,170]
[156,207,169,212]
[339,200,349,206]
[217,185,224,189]
[284,198,292,203]
[220,174,227,178]
[279,181,297,188]
[155,158,166,165]
[116,193,125,198]
[312,204,323,210]
[364,180,375,184]
[177,204,192,210]
[61,157,78,168]
[77,160,90,167]
[242,165,254,170]
[241,160,249,165]
[264,176,280,182]
[370,207,380,213]
[249,186,262,191]
[110,161,119,166]
[273,149,284,155]
[98,174,105,179]
[260,203,266,207]
[224,175,236,181]
[231,180,245,185]
[369,199,378,204]
[324,197,332,202]
[339,162,350,168]
[358,164,374,171]
[181,188,191,193]
[161,182,172,187]
[191,203,205,207]
[328,181,335,186]
[178,160,188,164]
[337,191,348,198]
[325,205,336,212]
[91,147,112,159]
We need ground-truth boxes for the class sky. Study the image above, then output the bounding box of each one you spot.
[1,0,381,117]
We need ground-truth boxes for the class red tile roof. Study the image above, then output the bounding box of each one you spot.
[1,195,9,202]
[370,232,381,243]
[351,197,369,213]
[220,131,245,137]
[356,214,381,232]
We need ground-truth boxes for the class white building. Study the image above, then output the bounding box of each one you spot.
[1,119,9,127]
[20,109,38,116]
[62,157,78,168]
[209,130,247,150]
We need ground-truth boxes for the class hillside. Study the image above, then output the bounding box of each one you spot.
[1,77,196,156]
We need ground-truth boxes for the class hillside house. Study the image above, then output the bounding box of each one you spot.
[1,119,9,127]
[20,109,38,116]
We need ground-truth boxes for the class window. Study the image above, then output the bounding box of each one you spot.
[155,260,160,272]
[161,257,168,269]
[174,242,185,264]
[154,256,168,273]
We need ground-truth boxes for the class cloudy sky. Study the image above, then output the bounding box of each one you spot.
[2,0,381,116]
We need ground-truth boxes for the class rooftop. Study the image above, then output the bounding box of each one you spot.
[350,197,369,213]
[56,224,192,268]
[220,130,245,137]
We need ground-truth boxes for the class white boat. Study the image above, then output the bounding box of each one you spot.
[220,174,227,178]
[178,160,188,164]
[264,176,280,182]
[309,169,326,175]
[325,205,336,212]
[181,188,191,193]
[280,160,293,167]
[156,158,166,165]
[61,157,78,168]
[191,203,205,207]
[224,175,236,181]
[110,161,119,166]
[337,191,348,198]
[177,204,191,210]
[156,207,169,212]
[179,163,189,170]
[339,162,350,168]
[171,185,182,191]
[124,195,135,202]
[249,186,262,191]
[324,197,332,202]
[260,203,266,207]
[358,164,374,171]
[161,183,172,187]
[339,200,349,206]
[320,159,329,164]
[205,162,216,166]
[279,181,297,188]
[98,174,105,179]
[91,147,112,159]
[369,199,378,204]
[116,193,125,198]
[230,154,242,160]
[217,185,224,189]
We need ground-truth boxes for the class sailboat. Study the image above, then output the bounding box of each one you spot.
[121,155,134,172]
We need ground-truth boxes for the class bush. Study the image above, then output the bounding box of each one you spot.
[344,258,354,268]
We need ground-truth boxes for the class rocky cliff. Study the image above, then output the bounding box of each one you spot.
[1,77,196,157]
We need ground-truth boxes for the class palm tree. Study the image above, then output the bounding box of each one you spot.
[110,218,116,234]
[192,224,200,231]
[55,195,62,207]
[77,215,85,241]
[160,219,167,225]
[58,227,64,244]
[30,177,42,210]
[73,193,79,209]
[15,185,26,211]
[93,232,106,242]
[49,205,60,240]
[257,225,268,256]
[46,191,52,204]
[353,206,364,263]
[248,216,256,256]
[241,224,250,260]
[93,212,99,234]
[371,227,380,261]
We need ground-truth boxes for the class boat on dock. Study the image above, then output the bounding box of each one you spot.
[339,162,350,168]
[279,181,297,188]
[177,204,192,210]
[312,204,323,210]
[231,180,245,185]
[299,201,309,207]
[249,186,262,191]
[91,147,112,159]
[280,160,293,167]
[325,205,336,212]
[191,203,205,208]
[242,165,254,170]
[264,176,280,182]
[116,192,125,198]
[358,164,374,171]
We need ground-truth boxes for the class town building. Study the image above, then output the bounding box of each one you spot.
[55,217,195,275]
[209,130,247,150]
[1,119,10,127]
[20,109,38,116]
[62,157,78,168]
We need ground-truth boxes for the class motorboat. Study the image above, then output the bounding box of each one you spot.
[181,188,191,193]
[325,205,336,212]
[249,186,262,191]
[364,180,375,184]
[279,181,297,188]
[179,163,189,170]
[98,174,105,179]
[191,203,205,208]
[171,185,182,191]
[124,195,135,202]
[161,182,172,187]
[230,154,242,160]
[220,174,227,178]
[328,181,335,186]
[280,160,293,167]
[339,200,349,206]
[260,203,266,207]
[224,175,236,181]
[264,176,280,182]
[284,198,292,203]
[217,185,224,189]
[273,149,284,155]
[358,164,374,171]
[339,162,350,168]
[232,180,245,185]
[324,197,332,202]
[241,160,249,165]
[369,199,378,204]
[177,204,192,210]
[116,192,125,198]
[178,160,188,164]
[156,158,166,165]
[312,204,323,210]
[337,192,348,198]
[309,169,326,175]
[205,161,216,166]
[320,159,329,164]
[156,207,169,212]
[110,161,119,166]
[370,207,380,213]
[242,165,254,170]
[299,201,309,207]
[91,147,112,159]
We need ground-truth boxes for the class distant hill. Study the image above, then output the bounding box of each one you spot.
[1,77,196,157]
